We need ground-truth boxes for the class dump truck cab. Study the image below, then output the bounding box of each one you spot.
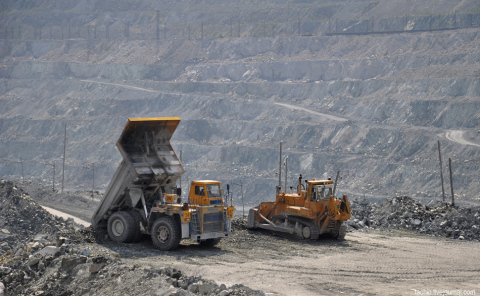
[185,180,235,244]
[189,180,224,206]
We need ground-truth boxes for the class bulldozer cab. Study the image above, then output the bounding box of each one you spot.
[307,180,334,202]
[189,181,223,206]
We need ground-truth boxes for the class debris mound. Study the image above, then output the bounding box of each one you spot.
[0,179,265,295]
[424,206,480,240]
[348,196,480,241]
[0,180,78,256]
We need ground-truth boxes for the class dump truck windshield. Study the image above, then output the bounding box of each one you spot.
[206,184,222,198]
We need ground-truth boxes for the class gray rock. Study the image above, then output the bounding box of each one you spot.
[38,260,45,272]
[178,279,189,290]
[0,267,12,276]
[35,246,58,257]
[60,256,87,271]
[187,283,198,293]
[219,290,230,296]
[89,263,105,273]
[170,269,182,279]
[26,256,41,267]
[197,282,216,294]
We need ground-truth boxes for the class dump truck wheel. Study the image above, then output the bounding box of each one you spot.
[128,210,144,242]
[151,216,181,251]
[198,238,221,248]
[107,211,136,243]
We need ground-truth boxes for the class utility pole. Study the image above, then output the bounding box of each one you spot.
[449,158,454,206]
[333,170,340,196]
[92,163,95,198]
[187,176,190,203]
[21,159,24,182]
[62,123,67,192]
[231,181,245,217]
[156,10,160,40]
[278,142,282,193]
[437,140,446,202]
[52,162,55,191]
[240,180,244,217]
[179,150,183,196]
[284,156,288,192]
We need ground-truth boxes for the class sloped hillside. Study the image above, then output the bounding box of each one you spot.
[0,0,479,207]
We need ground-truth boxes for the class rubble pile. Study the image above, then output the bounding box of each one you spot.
[424,206,480,240]
[1,234,263,296]
[0,180,78,256]
[0,179,264,296]
[348,196,480,241]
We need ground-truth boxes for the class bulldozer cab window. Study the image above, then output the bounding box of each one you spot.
[206,184,221,198]
[313,185,332,201]
[195,186,205,196]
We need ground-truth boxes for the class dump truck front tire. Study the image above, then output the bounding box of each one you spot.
[151,216,181,251]
[107,211,136,243]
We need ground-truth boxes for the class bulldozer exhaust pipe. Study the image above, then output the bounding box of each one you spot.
[298,174,302,195]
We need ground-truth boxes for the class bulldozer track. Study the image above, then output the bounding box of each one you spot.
[271,214,320,241]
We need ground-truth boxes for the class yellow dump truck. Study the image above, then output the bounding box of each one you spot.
[91,117,235,251]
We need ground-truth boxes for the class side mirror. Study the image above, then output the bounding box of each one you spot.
[176,187,182,196]
[227,184,230,194]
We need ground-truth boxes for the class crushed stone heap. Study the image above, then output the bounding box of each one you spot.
[348,196,480,241]
[0,179,265,296]
[0,179,78,256]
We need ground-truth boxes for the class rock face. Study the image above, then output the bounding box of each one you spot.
[348,196,480,241]
[0,0,480,207]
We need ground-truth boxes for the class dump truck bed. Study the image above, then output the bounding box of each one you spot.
[91,117,185,227]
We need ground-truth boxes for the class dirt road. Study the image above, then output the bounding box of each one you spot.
[445,130,480,148]
[41,205,91,227]
[274,102,349,122]
[99,228,479,296]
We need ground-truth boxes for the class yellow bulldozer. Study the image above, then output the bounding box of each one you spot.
[247,145,351,240]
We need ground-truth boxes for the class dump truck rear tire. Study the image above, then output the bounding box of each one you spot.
[128,210,144,242]
[198,238,221,248]
[107,211,136,243]
[151,216,181,251]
